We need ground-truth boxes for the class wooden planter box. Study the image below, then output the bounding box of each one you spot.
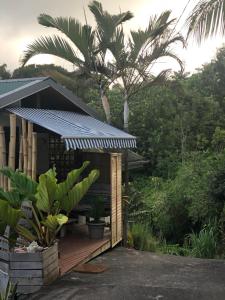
[0,242,59,295]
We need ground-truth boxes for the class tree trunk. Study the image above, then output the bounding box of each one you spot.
[123,95,129,132]
[123,94,129,247]
[100,89,111,124]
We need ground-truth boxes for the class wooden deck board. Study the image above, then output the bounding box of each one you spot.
[59,225,111,275]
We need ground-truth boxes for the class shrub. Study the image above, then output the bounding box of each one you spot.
[128,223,159,252]
[159,242,190,256]
[187,223,218,258]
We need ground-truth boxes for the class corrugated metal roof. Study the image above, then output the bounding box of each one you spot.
[0,77,47,96]
[7,108,136,150]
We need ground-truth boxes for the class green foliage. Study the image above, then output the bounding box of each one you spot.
[0,167,38,202]
[0,200,22,229]
[186,0,225,44]
[159,242,190,256]
[128,151,225,255]
[211,127,225,152]
[0,162,99,247]
[0,280,17,300]
[0,64,11,79]
[187,223,218,258]
[89,196,105,222]
[128,223,159,252]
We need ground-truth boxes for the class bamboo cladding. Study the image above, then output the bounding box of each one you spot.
[31,132,37,181]
[0,126,7,190]
[27,122,33,177]
[0,115,37,190]
[22,118,28,174]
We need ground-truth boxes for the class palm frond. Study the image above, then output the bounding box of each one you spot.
[130,10,175,62]
[38,14,95,62]
[22,35,83,66]
[89,1,133,51]
[186,0,225,43]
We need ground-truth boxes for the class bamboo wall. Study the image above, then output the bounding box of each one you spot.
[0,114,37,190]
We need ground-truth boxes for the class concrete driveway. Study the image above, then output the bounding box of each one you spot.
[29,247,225,300]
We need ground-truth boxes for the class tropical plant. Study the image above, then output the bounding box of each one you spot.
[21,1,133,123]
[89,196,105,223]
[0,161,100,247]
[187,223,218,258]
[0,64,11,80]
[35,161,100,216]
[128,223,159,252]
[109,10,184,132]
[186,0,225,43]
[0,280,17,300]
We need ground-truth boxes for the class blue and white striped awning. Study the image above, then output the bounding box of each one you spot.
[7,108,136,150]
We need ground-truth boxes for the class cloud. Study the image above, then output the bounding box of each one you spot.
[0,0,224,73]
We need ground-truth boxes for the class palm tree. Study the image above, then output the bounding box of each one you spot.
[22,1,133,123]
[186,0,225,43]
[109,10,184,132]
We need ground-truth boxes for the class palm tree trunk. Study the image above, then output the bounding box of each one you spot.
[123,94,129,132]
[100,89,111,124]
[123,93,129,247]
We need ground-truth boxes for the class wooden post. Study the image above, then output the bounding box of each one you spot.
[0,126,6,188]
[8,114,17,171]
[31,132,37,181]
[18,136,23,171]
[123,150,129,247]
[111,153,123,247]
[27,122,33,177]
[22,119,28,174]
[8,114,17,190]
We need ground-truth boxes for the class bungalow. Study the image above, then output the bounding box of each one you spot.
[0,77,136,292]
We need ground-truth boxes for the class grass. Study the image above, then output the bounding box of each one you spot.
[128,222,218,259]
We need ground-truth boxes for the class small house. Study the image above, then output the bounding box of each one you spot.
[0,77,136,284]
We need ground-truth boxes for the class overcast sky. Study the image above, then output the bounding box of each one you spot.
[0,0,224,73]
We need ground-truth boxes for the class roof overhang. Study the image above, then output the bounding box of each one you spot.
[7,108,136,150]
[0,77,98,118]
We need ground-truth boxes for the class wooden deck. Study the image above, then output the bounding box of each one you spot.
[59,225,111,275]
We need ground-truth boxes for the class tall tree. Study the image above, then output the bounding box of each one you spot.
[0,64,11,79]
[109,10,184,132]
[186,0,225,43]
[21,1,133,123]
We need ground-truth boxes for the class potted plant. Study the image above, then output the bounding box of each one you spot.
[0,162,100,294]
[87,196,105,239]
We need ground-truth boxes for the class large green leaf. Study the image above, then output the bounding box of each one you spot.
[0,167,38,202]
[56,161,90,201]
[61,169,100,214]
[16,224,38,242]
[0,199,22,228]
[36,168,57,213]
[0,188,22,209]
[41,214,68,232]
[38,14,95,64]
[22,35,83,67]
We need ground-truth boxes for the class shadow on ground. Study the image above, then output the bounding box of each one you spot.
[29,247,225,300]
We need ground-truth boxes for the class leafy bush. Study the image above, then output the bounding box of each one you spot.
[130,152,225,244]
[128,223,159,252]
[159,242,190,256]
[187,223,218,259]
